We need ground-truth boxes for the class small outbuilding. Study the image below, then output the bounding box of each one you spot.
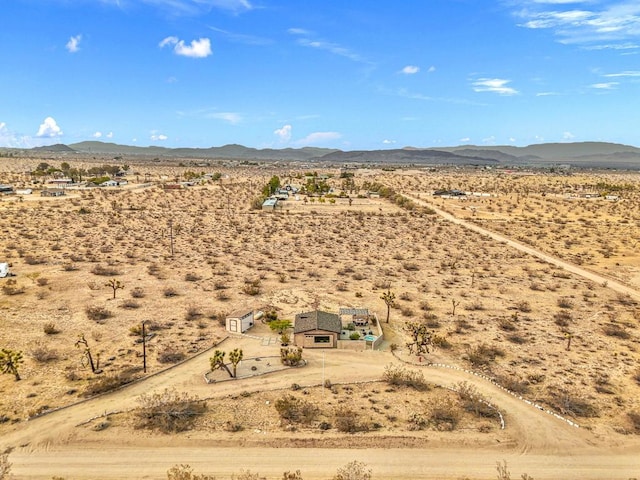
[41,189,66,197]
[262,198,279,211]
[225,310,255,334]
[294,310,342,348]
[0,263,9,278]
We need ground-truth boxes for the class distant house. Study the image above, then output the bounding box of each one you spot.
[15,189,32,195]
[226,310,255,334]
[262,198,279,211]
[41,188,66,197]
[294,310,342,348]
[0,184,13,195]
[47,178,73,185]
[100,179,127,187]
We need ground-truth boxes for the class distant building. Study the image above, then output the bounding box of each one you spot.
[41,189,66,197]
[262,198,279,211]
[225,310,255,334]
[0,184,13,195]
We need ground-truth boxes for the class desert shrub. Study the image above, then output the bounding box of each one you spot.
[158,348,186,364]
[334,407,369,433]
[497,318,516,331]
[332,461,372,480]
[506,333,527,344]
[83,367,142,397]
[557,297,574,309]
[91,264,121,276]
[515,300,532,312]
[349,332,360,340]
[136,388,206,433]
[120,299,141,309]
[242,279,261,296]
[1,279,24,295]
[495,374,530,394]
[467,343,504,368]
[429,396,462,431]
[185,305,203,321]
[545,387,599,418]
[424,314,440,328]
[456,382,500,419]
[431,334,451,349]
[85,305,113,322]
[184,272,202,282]
[400,306,414,317]
[419,300,433,311]
[274,395,319,425]
[166,464,216,480]
[36,277,49,286]
[24,255,46,265]
[163,287,179,297]
[43,322,61,335]
[554,311,572,327]
[465,301,485,311]
[382,364,429,391]
[130,287,145,298]
[31,346,59,363]
[628,411,640,434]
[633,368,640,386]
[602,324,631,339]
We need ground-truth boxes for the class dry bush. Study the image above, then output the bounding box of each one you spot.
[334,407,370,433]
[166,464,216,480]
[136,388,206,433]
[544,387,600,418]
[332,461,372,480]
[628,411,640,434]
[184,272,202,282]
[467,343,505,368]
[31,346,59,363]
[130,287,145,298]
[91,264,121,276]
[157,348,186,364]
[36,277,49,286]
[83,367,142,397]
[274,395,319,425]
[120,299,141,309]
[602,323,631,340]
[557,297,574,309]
[24,255,46,265]
[515,300,532,312]
[1,279,24,296]
[383,364,429,391]
[43,322,61,335]
[456,382,500,420]
[185,305,203,321]
[85,305,113,322]
[428,396,462,431]
[163,287,179,297]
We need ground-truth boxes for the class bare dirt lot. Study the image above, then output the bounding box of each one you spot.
[1,158,640,479]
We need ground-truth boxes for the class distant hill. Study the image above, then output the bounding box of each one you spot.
[26,140,640,169]
[66,141,337,161]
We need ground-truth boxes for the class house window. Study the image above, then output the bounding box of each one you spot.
[315,336,331,343]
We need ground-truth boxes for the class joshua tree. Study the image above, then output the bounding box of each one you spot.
[380,290,396,323]
[0,349,24,381]
[75,334,99,373]
[404,321,433,356]
[105,278,125,299]
[228,348,243,378]
[451,298,461,316]
[209,350,233,378]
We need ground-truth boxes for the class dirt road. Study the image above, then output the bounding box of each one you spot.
[406,193,640,302]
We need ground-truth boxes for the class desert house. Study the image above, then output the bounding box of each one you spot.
[225,310,255,334]
[0,184,14,195]
[261,198,279,211]
[40,189,66,197]
[47,178,73,186]
[294,310,342,348]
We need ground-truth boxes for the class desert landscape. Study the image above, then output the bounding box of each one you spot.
[1,151,640,479]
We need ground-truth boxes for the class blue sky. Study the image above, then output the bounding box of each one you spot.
[1,0,639,150]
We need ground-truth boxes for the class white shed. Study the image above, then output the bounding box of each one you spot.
[0,263,9,278]
[225,310,255,334]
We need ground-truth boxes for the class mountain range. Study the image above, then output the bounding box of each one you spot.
[22,140,640,169]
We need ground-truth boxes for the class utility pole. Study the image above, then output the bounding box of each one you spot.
[167,219,175,257]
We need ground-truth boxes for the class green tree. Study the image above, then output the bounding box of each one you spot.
[209,350,233,378]
[268,319,292,335]
[262,175,281,197]
[380,290,396,323]
[0,349,23,381]
[228,348,243,378]
[105,278,125,299]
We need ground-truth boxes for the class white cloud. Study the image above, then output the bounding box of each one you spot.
[66,34,82,53]
[604,70,640,77]
[382,139,396,144]
[150,133,168,141]
[93,132,102,138]
[274,124,292,142]
[106,132,114,138]
[427,66,436,73]
[482,136,497,144]
[472,78,519,95]
[208,112,242,124]
[135,0,252,15]
[563,131,575,140]
[36,117,63,138]
[288,28,311,36]
[296,131,341,145]
[401,65,420,75]
[514,1,640,47]
[460,137,471,143]
[160,36,212,58]
[590,82,619,89]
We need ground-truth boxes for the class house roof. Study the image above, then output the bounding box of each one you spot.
[339,308,369,316]
[294,310,342,334]
[262,198,278,207]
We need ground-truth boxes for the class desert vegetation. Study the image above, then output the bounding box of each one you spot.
[0,156,639,441]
